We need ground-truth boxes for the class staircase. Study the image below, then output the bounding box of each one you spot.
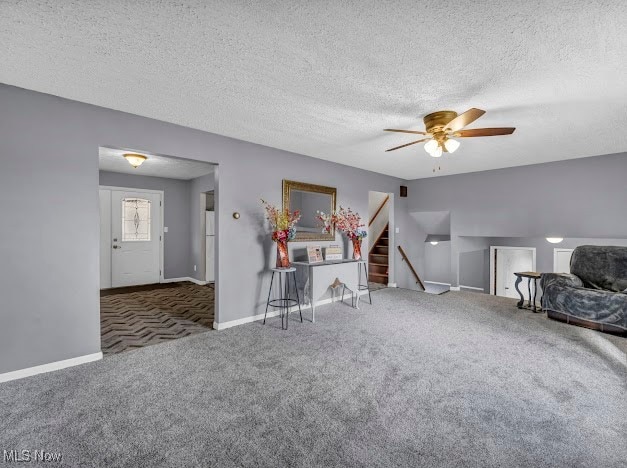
[369,224,389,285]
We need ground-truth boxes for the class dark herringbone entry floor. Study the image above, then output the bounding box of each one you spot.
[100,282,214,355]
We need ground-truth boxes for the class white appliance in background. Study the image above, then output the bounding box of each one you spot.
[205,211,215,282]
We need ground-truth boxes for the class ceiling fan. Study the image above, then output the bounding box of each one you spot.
[384,108,515,157]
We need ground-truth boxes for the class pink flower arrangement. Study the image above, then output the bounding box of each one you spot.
[316,206,367,240]
[261,199,301,242]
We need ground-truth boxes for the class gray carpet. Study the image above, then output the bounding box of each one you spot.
[1,289,626,467]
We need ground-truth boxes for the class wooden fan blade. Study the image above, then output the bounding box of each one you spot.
[385,138,429,152]
[384,129,428,135]
[454,127,516,137]
[444,108,486,132]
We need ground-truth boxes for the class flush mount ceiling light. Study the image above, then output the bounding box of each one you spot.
[123,153,147,168]
[546,237,564,244]
[384,108,515,158]
[425,234,450,245]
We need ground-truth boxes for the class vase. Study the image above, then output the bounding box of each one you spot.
[352,238,362,260]
[275,239,290,268]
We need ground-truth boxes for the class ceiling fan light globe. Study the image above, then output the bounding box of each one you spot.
[424,139,439,154]
[430,146,443,158]
[444,138,460,153]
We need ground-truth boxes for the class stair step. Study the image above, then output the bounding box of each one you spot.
[370,253,388,257]
[369,272,388,278]
[369,262,388,267]
[370,277,387,284]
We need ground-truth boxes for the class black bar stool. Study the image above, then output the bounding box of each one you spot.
[357,260,372,305]
[264,267,302,330]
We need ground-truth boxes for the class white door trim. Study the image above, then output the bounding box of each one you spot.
[553,248,575,273]
[99,185,165,285]
[489,246,536,295]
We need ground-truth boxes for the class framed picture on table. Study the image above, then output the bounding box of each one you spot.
[325,244,343,261]
[307,245,324,263]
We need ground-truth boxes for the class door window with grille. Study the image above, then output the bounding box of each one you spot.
[122,198,151,241]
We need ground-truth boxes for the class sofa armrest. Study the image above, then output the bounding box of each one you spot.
[540,273,584,290]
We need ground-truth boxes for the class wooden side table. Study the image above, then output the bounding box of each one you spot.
[514,271,542,313]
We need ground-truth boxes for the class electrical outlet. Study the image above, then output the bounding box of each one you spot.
[193,265,197,271]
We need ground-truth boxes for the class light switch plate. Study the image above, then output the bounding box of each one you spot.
[395,227,400,233]
[164,227,169,232]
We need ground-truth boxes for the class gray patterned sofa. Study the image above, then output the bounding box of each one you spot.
[541,245,627,335]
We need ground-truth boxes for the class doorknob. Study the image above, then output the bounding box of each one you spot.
[113,245,120,249]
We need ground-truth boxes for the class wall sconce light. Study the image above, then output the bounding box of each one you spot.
[546,237,564,244]
[430,241,439,246]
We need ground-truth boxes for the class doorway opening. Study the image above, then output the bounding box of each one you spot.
[98,146,218,356]
[490,246,536,298]
[368,191,393,291]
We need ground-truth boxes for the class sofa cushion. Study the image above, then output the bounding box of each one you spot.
[570,245,627,293]
[542,283,627,330]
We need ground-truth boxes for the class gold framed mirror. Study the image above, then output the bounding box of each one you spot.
[282,180,336,242]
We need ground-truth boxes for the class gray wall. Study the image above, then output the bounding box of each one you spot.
[408,153,627,286]
[0,84,420,374]
[99,171,193,279]
[457,236,492,290]
[0,88,101,372]
[423,241,451,284]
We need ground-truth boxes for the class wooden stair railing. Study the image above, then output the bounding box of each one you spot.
[368,194,390,227]
[398,246,425,290]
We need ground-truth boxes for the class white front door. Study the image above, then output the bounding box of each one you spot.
[110,190,162,287]
[495,248,535,298]
[554,248,574,273]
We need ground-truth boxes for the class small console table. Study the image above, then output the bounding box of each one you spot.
[292,259,368,322]
[514,271,542,313]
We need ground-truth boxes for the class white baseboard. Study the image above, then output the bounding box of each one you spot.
[189,278,208,286]
[163,277,207,286]
[424,280,452,286]
[387,282,397,288]
[459,285,484,291]
[0,352,103,384]
[213,290,369,330]
[450,286,461,291]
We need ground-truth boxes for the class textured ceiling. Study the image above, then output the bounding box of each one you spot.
[99,147,214,180]
[2,1,626,179]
